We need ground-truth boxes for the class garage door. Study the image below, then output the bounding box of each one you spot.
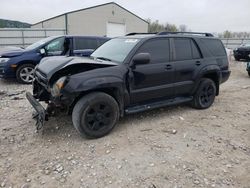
[106,23,126,37]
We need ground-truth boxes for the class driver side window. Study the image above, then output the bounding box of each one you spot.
[45,37,65,55]
[136,38,170,63]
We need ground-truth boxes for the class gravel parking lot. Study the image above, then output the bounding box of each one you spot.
[0,60,249,188]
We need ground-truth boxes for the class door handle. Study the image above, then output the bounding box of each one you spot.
[195,61,201,66]
[165,64,172,70]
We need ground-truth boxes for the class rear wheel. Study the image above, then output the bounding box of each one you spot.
[16,64,35,84]
[191,78,216,109]
[72,92,119,138]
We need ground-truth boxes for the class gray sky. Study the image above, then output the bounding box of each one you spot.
[0,0,249,33]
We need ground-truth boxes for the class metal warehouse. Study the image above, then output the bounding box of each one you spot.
[31,2,148,37]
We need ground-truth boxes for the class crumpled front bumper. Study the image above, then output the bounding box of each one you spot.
[26,92,47,130]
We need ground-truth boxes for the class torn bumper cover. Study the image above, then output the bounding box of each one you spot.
[26,92,47,130]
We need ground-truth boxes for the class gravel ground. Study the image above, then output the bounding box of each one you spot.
[0,60,249,188]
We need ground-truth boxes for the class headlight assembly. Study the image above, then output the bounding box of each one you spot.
[0,58,10,64]
[51,76,68,97]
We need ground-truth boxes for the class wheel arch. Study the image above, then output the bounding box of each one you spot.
[16,60,37,71]
[202,72,220,95]
[69,87,125,117]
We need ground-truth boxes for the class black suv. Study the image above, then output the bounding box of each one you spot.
[26,32,230,138]
[233,43,250,61]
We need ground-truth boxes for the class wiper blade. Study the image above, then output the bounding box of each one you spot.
[96,57,112,61]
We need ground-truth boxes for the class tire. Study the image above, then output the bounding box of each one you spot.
[16,64,35,84]
[234,56,240,61]
[248,71,250,77]
[72,92,119,138]
[191,78,216,109]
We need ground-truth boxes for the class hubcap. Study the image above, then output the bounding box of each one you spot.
[20,67,34,83]
[199,85,214,106]
[85,103,112,131]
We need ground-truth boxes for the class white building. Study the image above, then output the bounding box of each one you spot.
[32,2,148,37]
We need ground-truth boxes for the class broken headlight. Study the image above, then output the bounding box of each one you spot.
[51,76,68,97]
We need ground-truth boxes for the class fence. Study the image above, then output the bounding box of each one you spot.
[0,29,249,50]
[220,38,250,49]
[0,28,66,48]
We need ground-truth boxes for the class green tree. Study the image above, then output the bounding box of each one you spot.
[147,19,165,33]
[164,23,178,32]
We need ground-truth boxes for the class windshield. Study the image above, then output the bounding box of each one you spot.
[91,38,140,63]
[25,37,57,50]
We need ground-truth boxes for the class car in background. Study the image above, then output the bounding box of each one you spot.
[246,55,250,76]
[0,35,109,84]
[233,43,250,61]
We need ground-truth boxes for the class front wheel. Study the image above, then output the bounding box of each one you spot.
[72,92,119,138]
[191,78,216,109]
[16,64,35,84]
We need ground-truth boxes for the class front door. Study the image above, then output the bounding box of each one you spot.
[129,38,175,104]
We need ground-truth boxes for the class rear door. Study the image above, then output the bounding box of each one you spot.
[172,37,203,96]
[129,38,175,104]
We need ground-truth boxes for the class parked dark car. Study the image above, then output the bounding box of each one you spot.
[233,43,250,61]
[26,32,230,138]
[0,35,109,84]
[246,62,250,76]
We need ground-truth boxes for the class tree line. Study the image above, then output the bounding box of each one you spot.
[147,19,189,33]
[148,19,250,38]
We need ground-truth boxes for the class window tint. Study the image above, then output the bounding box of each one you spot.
[201,39,226,56]
[137,38,170,63]
[191,40,201,59]
[74,38,98,50]
[174,38,192,61]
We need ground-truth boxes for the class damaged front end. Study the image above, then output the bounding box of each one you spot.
[26,56,118,130]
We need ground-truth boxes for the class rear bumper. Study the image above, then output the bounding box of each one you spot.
[220,70,231,84]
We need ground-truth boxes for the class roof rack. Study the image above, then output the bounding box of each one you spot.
[126,32,157,36]
[157,32,214,37]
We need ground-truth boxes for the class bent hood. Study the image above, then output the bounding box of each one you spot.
[37,56,118,80]
[0,47,25,57]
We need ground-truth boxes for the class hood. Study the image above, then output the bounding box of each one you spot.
[0,46,25,57]
[37,56,118,80]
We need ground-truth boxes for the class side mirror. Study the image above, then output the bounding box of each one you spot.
[40,48,46,55]
[131,53,150,68]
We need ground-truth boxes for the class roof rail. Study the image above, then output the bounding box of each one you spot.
[126,32,157,36]
[157,32,214,37]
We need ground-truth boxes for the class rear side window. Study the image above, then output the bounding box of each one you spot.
[201,39,226,56]
[174,38,192,61]
[74,38,98,50]
[137,38,170,63]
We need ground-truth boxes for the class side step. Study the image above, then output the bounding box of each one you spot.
[125,97,193,114]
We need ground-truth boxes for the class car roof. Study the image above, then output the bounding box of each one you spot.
[48,35,109,39]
